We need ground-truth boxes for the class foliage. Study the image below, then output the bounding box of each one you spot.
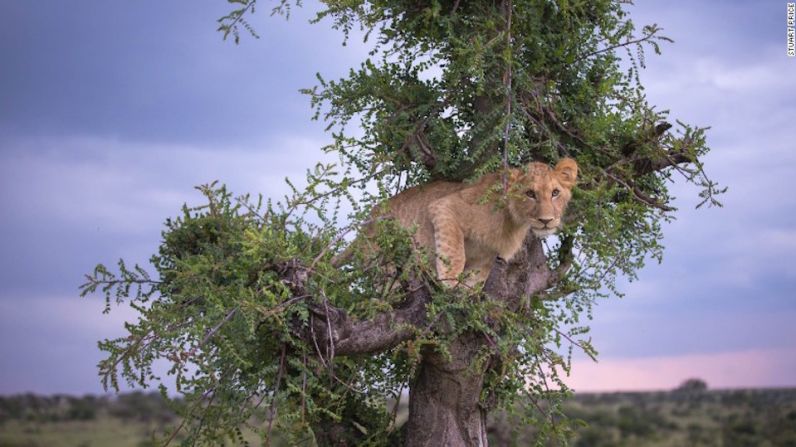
[81,0,723,445]
[81,177,429,445]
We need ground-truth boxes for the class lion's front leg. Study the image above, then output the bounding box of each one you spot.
[429,204,466,288]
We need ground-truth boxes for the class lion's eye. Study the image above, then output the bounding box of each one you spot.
[552,189,560,198]
[525,190,536,199]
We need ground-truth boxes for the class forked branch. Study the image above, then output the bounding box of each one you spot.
[284,234,563,358]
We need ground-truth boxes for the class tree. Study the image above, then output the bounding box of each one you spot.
[673,378,708,410]
[675,378,708,394]
[81,1,723,445]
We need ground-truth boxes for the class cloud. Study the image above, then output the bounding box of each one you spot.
[697,58,793,92]
[0,294,137,394]
[0,135,334,232]
[0,293,185,395]
[0,0,369,145]
[574,1,796,370]
[0,134,337,300]
[642,50,794,99]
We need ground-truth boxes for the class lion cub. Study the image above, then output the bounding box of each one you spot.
[354,158,578,288]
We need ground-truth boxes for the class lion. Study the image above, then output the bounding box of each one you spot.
[343,158,578,288]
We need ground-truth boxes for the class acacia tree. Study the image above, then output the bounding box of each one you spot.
[82,1,722,445]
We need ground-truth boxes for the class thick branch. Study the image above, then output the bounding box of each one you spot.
[483,234,557,311]
[617,121,696,177]
[632,149,695,177]
[297,277,432,357]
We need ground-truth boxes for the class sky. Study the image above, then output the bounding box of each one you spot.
[0,0,794,395]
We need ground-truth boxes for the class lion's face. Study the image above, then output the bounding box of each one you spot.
[507,158,578,237]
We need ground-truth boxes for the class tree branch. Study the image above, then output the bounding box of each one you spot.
[631,149,695,177]
[615,121,697,177]
[298,276,432,356]
[603,169,675,212]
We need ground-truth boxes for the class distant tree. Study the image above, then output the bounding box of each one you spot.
[66,396,98,421]
[82,0,722,445]
[0,398,12,424]
[110,392,175,424]
[676,378,709,393]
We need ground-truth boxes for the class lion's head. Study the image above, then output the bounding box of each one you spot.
[507,158,578,237]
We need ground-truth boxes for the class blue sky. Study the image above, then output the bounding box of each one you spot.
[0,0,794,394]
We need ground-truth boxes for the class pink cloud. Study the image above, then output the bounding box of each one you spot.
[565,349,796,392]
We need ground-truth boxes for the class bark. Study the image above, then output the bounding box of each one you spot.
[293,235,558,446]
[402,236,554,447]
[404,332,491,447]
[307,277,432,356]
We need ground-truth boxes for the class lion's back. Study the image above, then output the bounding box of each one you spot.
[384,181,465,248]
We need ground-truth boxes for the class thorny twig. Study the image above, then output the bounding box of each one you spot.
[553,327,596,361]
[265,345,286,447]
[500,0,514,192]
[574,26,664,63]
[201,307,238,346]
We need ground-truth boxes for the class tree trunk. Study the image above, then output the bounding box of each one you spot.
[404,332,490,447]
[402,237,557,446]
[302,236,558,446]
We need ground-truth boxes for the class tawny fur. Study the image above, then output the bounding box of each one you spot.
[355,158,578,288]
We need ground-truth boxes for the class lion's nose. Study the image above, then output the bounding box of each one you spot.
[539,218,553,226]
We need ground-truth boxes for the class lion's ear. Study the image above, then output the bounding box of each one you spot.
[554,158,578,189]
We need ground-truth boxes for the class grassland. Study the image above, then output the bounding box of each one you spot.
[2,386,795,446]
